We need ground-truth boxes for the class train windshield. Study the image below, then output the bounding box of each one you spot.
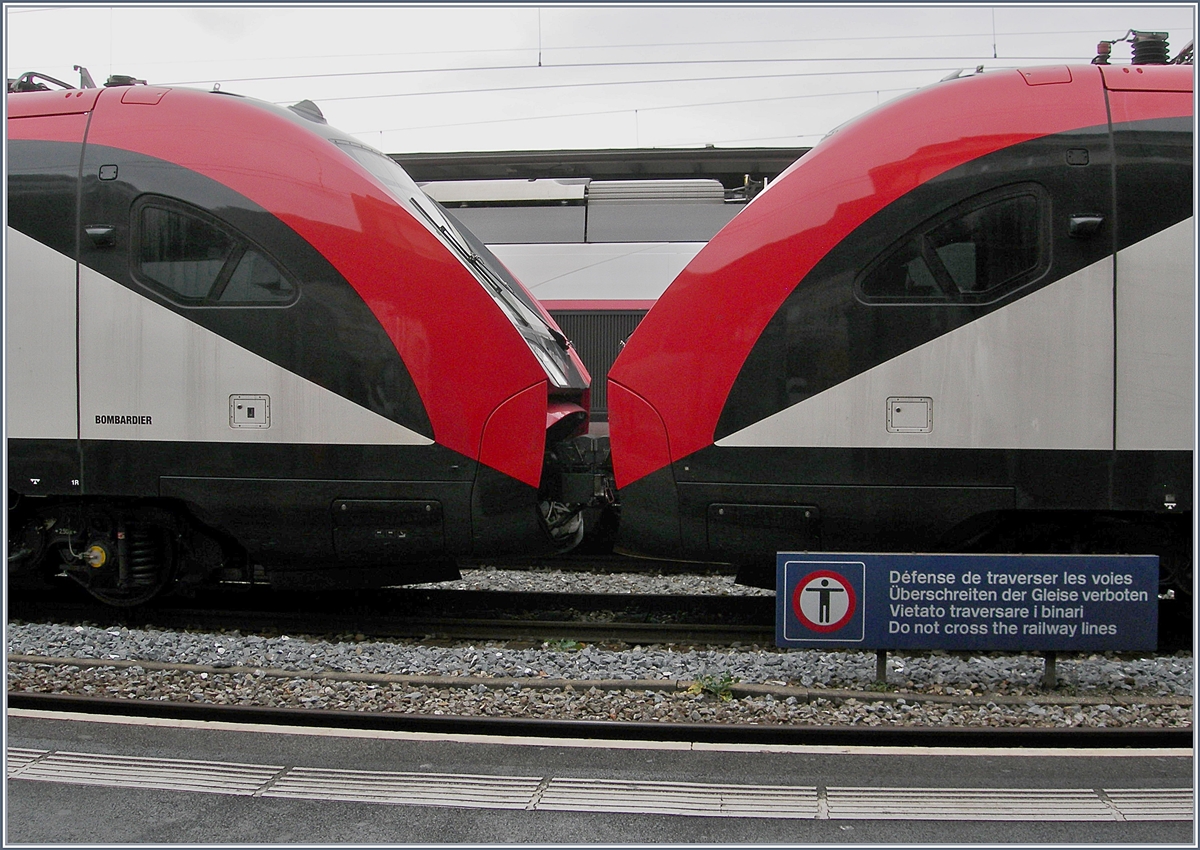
[334,140,473,252]
[333,140,577,388]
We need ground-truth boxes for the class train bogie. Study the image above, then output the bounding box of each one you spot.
[7,79,590,602]
[608,60,1194,590]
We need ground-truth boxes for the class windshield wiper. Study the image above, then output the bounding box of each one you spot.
[410,199,537,323]
[410,197,569,352]
[411,199,475,259]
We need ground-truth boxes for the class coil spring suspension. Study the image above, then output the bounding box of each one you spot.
[125,524,163,588]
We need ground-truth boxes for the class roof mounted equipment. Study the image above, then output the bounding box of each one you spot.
[104,74,148,87]
[8,70,77,93]
[1093,30,1174,65]
[6,66,144,93]
[289,99,327,124]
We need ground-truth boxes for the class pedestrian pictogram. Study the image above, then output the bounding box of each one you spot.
[792,569,856,633]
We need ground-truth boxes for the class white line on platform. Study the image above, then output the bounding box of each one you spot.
[8,708,1193,758]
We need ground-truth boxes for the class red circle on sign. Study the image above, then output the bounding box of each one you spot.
[792,570,857,633]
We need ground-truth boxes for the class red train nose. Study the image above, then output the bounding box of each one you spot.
[607,381,672,490]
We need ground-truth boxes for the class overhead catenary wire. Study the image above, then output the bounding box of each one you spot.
[162,50,1118,92]
[351,83,922,139]
[20,18,1172,78]
[258,61,1050,109]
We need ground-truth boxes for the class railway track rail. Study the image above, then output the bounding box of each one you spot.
[9,586,778,646]
[10,582,1191,651]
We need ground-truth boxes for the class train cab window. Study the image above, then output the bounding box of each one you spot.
[859,238,946,300]
[134,198,296,306]
[858,184,1048,305]
[138,206,234,300]
[217,249,296,303]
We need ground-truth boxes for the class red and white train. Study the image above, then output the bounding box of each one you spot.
[609,51,1194,590]
[7,73,589,603]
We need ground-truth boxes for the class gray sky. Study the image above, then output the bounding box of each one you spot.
[5,4,1195,153]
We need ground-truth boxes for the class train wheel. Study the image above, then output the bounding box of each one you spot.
[67,521,177,607]
[7,492,47,576]
[540,500,585,553]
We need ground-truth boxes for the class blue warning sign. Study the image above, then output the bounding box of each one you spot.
[776,553,1158,651]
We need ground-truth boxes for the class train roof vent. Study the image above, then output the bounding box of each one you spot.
[587,179,726,203]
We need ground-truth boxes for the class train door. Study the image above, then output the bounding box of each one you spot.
[74,134,314,481]
[1105,68,1194,562]
[1107,71,1195,456]
[7,96,96,497]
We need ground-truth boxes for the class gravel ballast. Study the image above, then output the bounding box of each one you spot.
[6,569,1194,730]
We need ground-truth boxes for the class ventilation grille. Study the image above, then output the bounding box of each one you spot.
[550,310,647,418]
[587,179,726,202]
